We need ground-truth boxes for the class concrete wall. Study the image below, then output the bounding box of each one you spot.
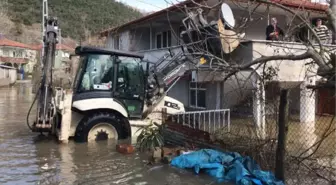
[195,70,255,110]
[251,41,319,82]
[130,28,151,51]
[230,41,321,82]
[166,78,189,106]
[0,67,17,86]
[107,31,130,51]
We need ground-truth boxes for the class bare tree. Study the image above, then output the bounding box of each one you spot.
[163,0,336,184]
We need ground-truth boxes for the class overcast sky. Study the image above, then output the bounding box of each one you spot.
[115,0,183,12]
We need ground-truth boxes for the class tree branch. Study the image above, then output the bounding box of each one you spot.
[223,49,313,82]
[327,0,336,33]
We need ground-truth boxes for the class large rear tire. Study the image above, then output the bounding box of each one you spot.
[74,112,131,143]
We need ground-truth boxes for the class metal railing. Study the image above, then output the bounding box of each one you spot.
[169,109,231,133]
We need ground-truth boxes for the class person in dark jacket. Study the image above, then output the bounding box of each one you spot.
[266,17,284,41]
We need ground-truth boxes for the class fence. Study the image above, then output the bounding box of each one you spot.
[162,82,335,185]
[0,65,17,86]
[168,109,231,133]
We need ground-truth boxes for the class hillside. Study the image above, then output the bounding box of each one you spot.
[0,0,143,44]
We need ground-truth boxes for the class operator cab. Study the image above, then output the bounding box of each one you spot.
[72,46,150,118]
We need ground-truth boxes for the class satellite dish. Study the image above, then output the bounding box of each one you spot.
[221,3,235,29]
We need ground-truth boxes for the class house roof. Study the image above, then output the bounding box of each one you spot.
[270,0,328,11]
[100,0,201,36]
[34,44,74,52]
[0,37,34,50]
[100,0,329,37]
[0,56,29,64]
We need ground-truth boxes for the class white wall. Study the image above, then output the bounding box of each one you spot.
[129,28,150,51]
[166,78,189,106]
[0,46,26,58]
[120,31,130,51]
[107,30,130,51]
[0,67,17,85]
[251,41,319,82]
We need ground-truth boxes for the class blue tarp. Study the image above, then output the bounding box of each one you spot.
[171,149,284,185]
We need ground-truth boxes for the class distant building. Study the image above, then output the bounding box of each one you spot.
[0,36,37,76]
[34,44,74,68]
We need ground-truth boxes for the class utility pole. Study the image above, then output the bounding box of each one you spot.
[275,89,289,182]
[41,0,48,66]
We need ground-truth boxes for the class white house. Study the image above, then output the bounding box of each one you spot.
[0,36,37,77]
[34,43,74,68]
[100,0,333,138]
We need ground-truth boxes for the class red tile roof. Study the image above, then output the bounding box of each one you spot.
[34,44,74,52]
[0,56,29,64]
[269,0,328,11]
[100,0,329,36]
[0,38,34,49]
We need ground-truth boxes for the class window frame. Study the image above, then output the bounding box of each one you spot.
[114,35,120,50]
[189,82,206,109]
[2,48,9,56]
[155,32,162,49]
[76,54,115,92]
[116,56,145,96]
[155,30,172,49]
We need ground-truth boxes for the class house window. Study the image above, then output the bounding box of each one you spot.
[156,30,172,49]
[2,49,9,56]
[17,51,23,58]
[114,35,120,50]
[167,30,172,47]
[156,33,162,49]
[189,82,206,108]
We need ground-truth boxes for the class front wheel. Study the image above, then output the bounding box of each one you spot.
[74,112,130,142]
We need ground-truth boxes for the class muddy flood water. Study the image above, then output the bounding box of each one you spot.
[0,82,218,185]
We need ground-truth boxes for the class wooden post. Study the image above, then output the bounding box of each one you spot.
[220,81,224,109]
[162,108,167,124]
[58,89,73,143]
[275,89,289,181]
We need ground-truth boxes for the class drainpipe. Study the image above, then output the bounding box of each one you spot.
[240,68,266,139]
[308,12,311,41]
[149,23,153,50]
[267,5,270,25]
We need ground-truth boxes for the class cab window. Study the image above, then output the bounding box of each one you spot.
[79,54,114,91]
[116,56,144,96]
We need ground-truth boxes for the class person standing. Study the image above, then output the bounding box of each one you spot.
[314,19,330,44]
[266,17,284,41]
[19,66,25,80]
